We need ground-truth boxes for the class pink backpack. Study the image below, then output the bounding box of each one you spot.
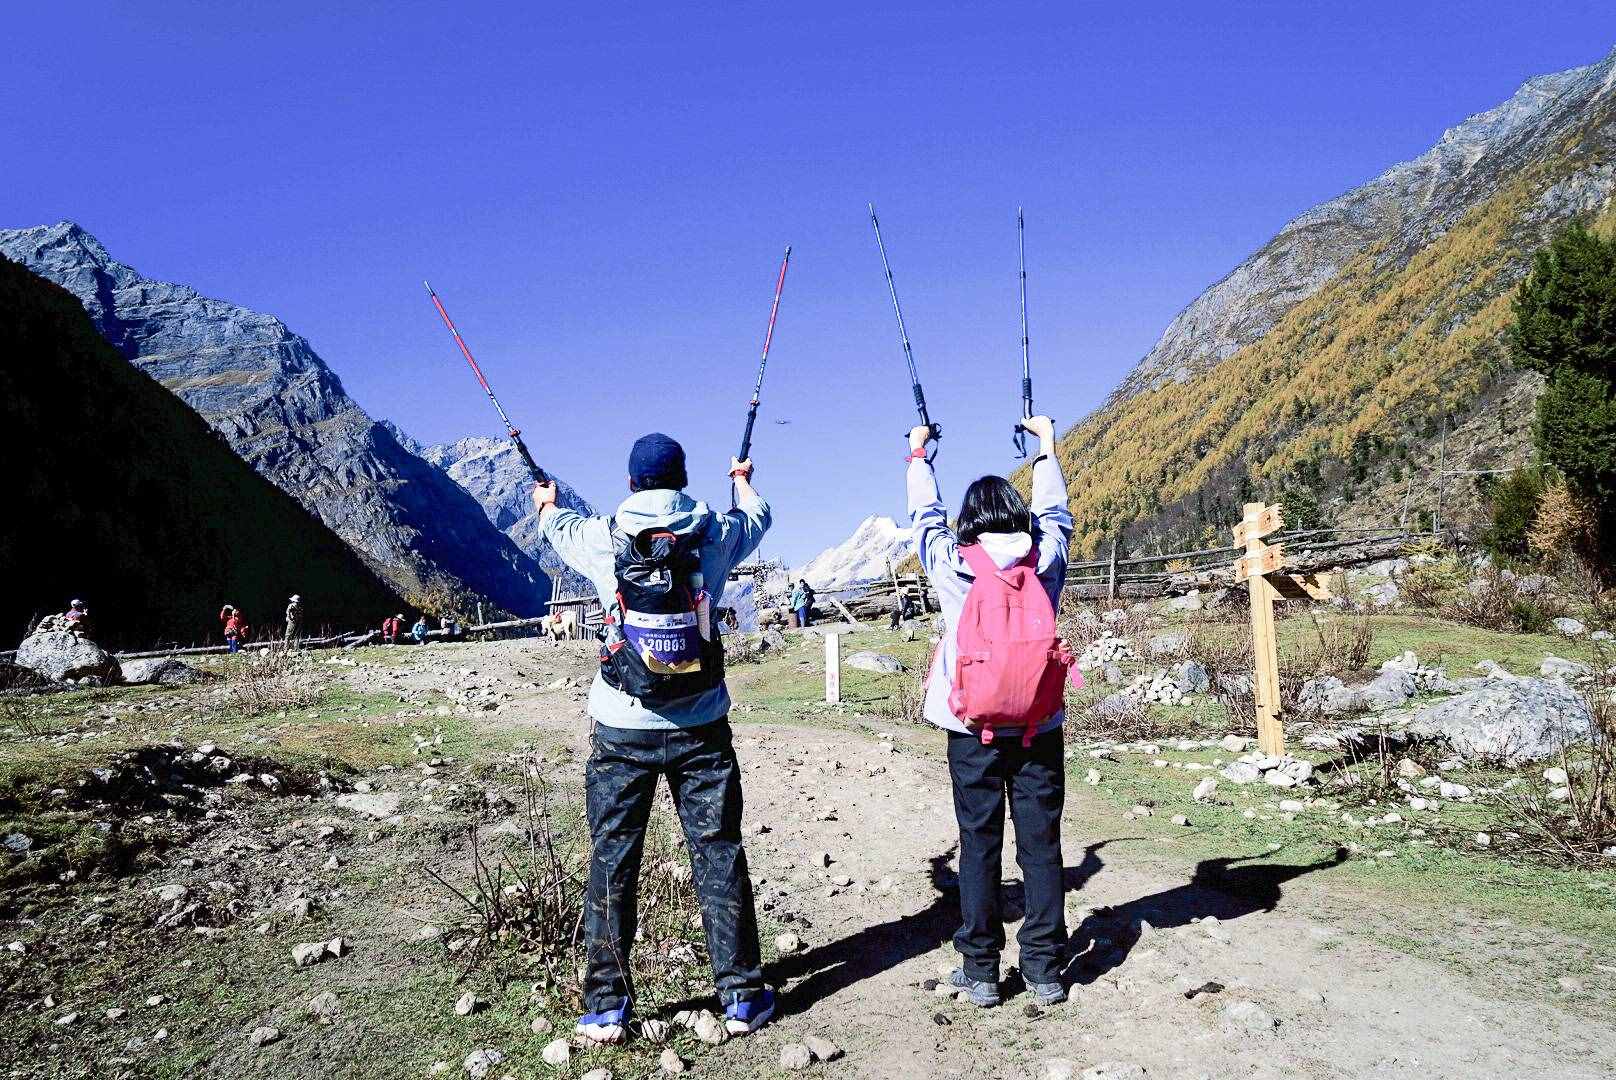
[948,544,1083,746]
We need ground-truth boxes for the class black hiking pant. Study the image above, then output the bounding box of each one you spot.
[946,726,1067,985]
[583,719,764,1013]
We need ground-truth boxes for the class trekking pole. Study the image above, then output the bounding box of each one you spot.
[738,245,792,464]
[423,281,549,484]
[1013,207,1033,459]
[868,204,941,460]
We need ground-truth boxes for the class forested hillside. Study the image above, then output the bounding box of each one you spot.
[1035,55,1616,556]
[0,256,402,649]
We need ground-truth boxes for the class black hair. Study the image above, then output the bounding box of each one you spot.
[956,475,1036,547]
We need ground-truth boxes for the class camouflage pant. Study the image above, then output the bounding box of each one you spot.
[583,719,764,1013]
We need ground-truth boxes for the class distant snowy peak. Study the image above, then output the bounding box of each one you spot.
[798,514,913,591]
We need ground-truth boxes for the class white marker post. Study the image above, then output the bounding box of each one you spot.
[824,632,841,705]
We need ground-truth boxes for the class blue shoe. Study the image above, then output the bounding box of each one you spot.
[947,969,1001,1007]
[576,1001,630,1044]
[723,988,776,1035]
[1027,979,1067,1005]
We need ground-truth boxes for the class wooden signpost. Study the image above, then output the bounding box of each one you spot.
[1232,502,1335,757]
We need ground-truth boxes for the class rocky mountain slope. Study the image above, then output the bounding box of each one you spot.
[0,224,551,616]
[417,436,595,595]
[0,255,403,649]
[797,515,913,591]
[1041,47,1616,555]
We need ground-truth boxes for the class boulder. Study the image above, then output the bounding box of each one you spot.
[1405,674,1593,763]
[1171,659,1210,694]
[335,791,401,819]
[1541,655,1593,680]
[119,657,206,686]
[1298,676,1363,717]
[15,631,121,684]
[1165,590,1203,612]
[760,628,789,653]
[844,651,906,674]
[1359,669,1415,712]
[1552,617,1587,637]
[1146,631,1189,658]
[1364,580,1400,608]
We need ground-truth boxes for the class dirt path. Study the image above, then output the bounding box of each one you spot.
[346,639,1616,1080]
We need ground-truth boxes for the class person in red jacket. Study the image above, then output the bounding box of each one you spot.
[220,605,247,653]
[381,613,404,645]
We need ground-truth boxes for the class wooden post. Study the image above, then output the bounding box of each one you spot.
[1106,539,1119,601]
[1238,502,1285,757]
[824,632,841,704]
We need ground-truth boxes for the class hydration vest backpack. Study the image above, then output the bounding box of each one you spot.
[599,526,725,705]
[948,544,1082,746]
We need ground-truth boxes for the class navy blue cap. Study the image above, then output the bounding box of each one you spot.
[628,432,688,491]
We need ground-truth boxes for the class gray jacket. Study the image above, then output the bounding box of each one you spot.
[539,487,771,729]
[908,456,1073,735]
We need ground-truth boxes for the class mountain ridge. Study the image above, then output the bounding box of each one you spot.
[0,222,553,617]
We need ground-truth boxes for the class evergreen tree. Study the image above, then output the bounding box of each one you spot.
[1510,223,1616,567]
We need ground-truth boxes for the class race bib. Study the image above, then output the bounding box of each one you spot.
[622,609,704,675]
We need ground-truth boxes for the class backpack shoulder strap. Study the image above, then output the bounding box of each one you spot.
[959,544,998,582]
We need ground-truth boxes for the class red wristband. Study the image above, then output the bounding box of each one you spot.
[905,449,928,463]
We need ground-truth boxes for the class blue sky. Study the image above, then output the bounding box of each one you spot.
[7,2,1615,565]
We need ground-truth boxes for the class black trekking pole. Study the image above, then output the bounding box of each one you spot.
[737,245,792,465]
[424,282,549,484]
[733,245,791,507]
[868,204,941,461]
[1013,207,1034,459]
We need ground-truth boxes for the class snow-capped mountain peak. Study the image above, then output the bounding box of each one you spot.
[797,515,913,591]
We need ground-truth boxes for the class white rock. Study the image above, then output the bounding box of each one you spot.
[1552,617,1587,637]
[1221,762,1262,784]
[1438,782,1472,800]
[454,992,481,1016]
[580,1070,612,1080]
[1278,799,1305,813]
[540,1039,571,1066]
[1543,766,1569,785]
[780,1043,813,1070]
[804,1034,843,1062]
[659,1048,687,1074]
[248,1026,280,1047]
[153,883,189,904]
[291,942,326,967]
[693,1011,728,1044]
[1085,768,1101,786]
[308,991,340,1021]
[1193,777,1218,802]
[1222,998,1278,1032]
[464,1049,504,1078]
[529,1015,553,1036]
[774,931,801,954]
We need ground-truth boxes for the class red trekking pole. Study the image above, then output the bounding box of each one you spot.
[424,282,549,484]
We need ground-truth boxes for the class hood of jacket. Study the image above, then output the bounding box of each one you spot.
[977,530,1033,569]
[614,488,714,539]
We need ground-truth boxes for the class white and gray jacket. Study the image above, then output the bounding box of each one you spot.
[539,487,771,729]
[907,456,1073,735]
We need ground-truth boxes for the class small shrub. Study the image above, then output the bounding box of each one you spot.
[223,644,320,716]
[1481,468,1545,559]
[1295,613,1374,677]
[1438,566,1566,633]
[1400,555,1469,608]
[1528,477,1595,563]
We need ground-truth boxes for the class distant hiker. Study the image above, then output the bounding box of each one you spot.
[441,613,461,639]
[410,615,429,644]
[64,599,89,636]
[284,595,302,645]
[220,605,247,653]
[533,431,774,1043]
[906,414,1079,1009]
[790,579,815,628]
[888,586,919,630]
[381,613,403,645]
